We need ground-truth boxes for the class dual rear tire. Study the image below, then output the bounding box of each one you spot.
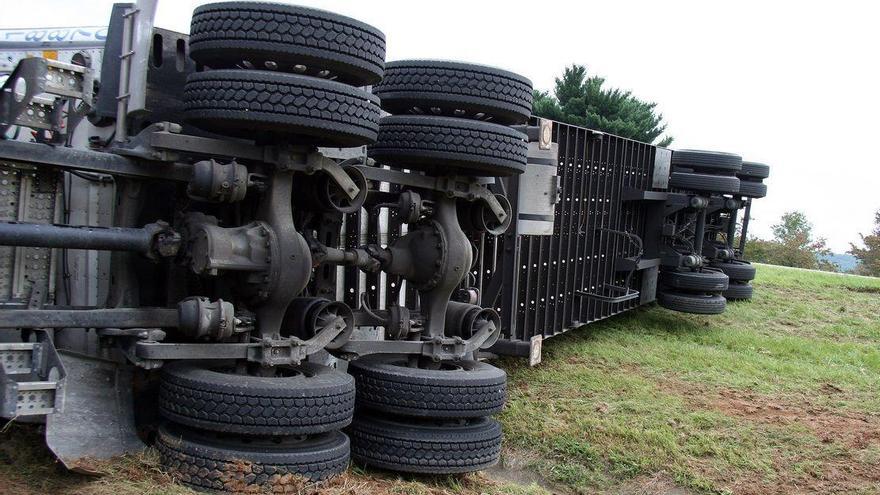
[657,268,728,314]
[157,361,356,491]
[369,60,532,177]
[346,355,507,474]
[348,413,502,474]
[737,161,770,198]
[712,260,757,300]
[183,2,386,147]
[157,424,350,491]
[669,150,742,194]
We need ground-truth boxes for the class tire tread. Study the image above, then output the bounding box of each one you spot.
[190,2,385,85]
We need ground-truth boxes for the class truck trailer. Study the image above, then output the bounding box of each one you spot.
[0,1,769,491]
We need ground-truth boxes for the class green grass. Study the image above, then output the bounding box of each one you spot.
[2,264,878,494]
[0,422,551,495]
[497,264,880,494]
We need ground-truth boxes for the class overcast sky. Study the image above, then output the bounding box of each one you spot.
[4,1,879,252]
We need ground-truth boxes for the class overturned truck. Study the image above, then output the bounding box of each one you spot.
[0,1,768,491]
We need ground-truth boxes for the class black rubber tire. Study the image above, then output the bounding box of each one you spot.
[660,268,729,293]
[157,423,349,491]
[671,149,742,175]
[348,413,502,474]
[739,161,770,179]
[368,115,528,176]
[159,361,355,435]
[189,2,386,86]
[657,290,727,315]
[710,260,756,282]
[738,180,767,198]
[183,69,380,147]
[724,281,754,300]
[669,171,740,194]
[347,355,506,418]
[373,60,533,125]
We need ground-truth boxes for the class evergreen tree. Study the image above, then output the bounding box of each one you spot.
[849,210,880,276]
[533,65,673,147]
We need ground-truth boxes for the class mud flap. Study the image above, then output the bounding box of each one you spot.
[45,351,144,472]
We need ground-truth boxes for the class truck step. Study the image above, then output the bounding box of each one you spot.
[0,342,40,376]
[8,380,58,416]
[0,337,64,417]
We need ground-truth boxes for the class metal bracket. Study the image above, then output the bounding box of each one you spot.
[0,139,194,182]
[302,154,359,200]
[133,316,347,366]
[576,285,641,304]
[356,166,507,224]
[0,57,94,137]
[339,320,497,361]
[576,228,644,303]
[247,316,346,366]
[115,123,360,199]
[653,147,672,189]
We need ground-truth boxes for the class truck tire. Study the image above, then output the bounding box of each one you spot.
[739,161,770,179]
[157,423,349,491]
[189,2,386,86]
[660,268,729,293]
[669,171,740,194]
[710,260,756,282]
[738,180,767,198]
[373,60,533,125]
[671,150,742,175]
[657,290,727,314]
[348,413,502,474]
[724,281,754,300]
[159,361,355,435]
[347,355,506,418]
[184,69,381,147]
[368,115,528,176]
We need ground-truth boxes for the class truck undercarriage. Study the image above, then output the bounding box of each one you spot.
[0,1,768,490]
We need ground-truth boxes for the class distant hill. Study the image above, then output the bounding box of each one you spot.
[822,253,860,272]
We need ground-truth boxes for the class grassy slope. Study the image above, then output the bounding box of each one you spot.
[499,264,880,494]
[1,264,878,494]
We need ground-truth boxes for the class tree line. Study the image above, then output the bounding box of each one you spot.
[748,210,880,277]
[533,64,879,277]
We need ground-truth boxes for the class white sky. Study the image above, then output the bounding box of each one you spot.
[4,0,879,252]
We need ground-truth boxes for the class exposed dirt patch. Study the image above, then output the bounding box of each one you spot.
[486,448,574,494]
[683,384,878,450]
[657,379,880,494]
[844,285,880,294]
[603,472,696,495]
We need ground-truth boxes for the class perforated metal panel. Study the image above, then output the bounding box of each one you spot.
[332,119,666,355]
[0,163,59,305]
[476,121,662,347]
